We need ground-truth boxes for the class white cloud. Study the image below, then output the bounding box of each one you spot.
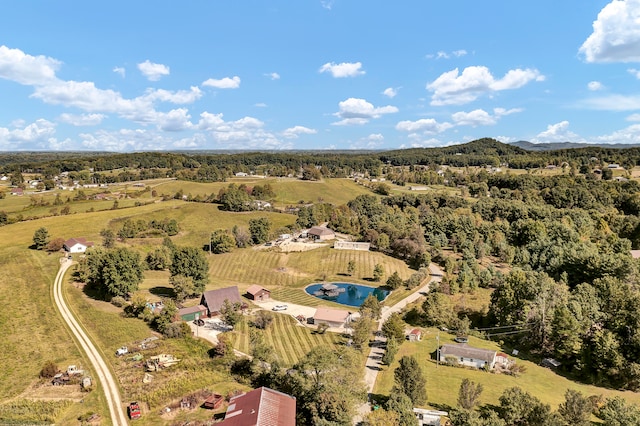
[113,66,125,78]
[580,94,640,110]
[426,66,544,105]
[580,0,640,63]
[319,62,365,78]
[283,126,317,139]
[534,121,580,142]
[628,68,640,78]
[627,113,640,121]
[137,60,170,81]
[495,135,519,143]
[395,118,453,134]
[202,76,241,89]
[156,108,192,132]
[588,81,604,91]
[332,97,398,125]
[321,1,335,10]
[0,118,56,144]
[426,49,468,59]
[266,72,280,80]
[451,109,497,126]
[594,123,640,144]
[59,113,105,126]
[142,86,202,104]
[0,45,60,85]
[254,102,268,108]
[382,87,398,98]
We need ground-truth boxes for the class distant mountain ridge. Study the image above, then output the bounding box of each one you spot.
[511,141,640,151]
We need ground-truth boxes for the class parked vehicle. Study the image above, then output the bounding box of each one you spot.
[193,318,205,326]
[272,304,288,311]
[128,402,141,419]
[453,336,469,343]
[116,346,128,356]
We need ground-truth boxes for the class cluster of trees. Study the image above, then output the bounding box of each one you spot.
[116,218,179,239]
[216,183,276,211]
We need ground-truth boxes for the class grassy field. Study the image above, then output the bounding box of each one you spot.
[207,245,413,301]
[229,313,346,366]
[373,329,640,411]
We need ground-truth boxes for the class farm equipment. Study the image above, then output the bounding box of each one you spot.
[128,402,142,420]
[145,354,180,372]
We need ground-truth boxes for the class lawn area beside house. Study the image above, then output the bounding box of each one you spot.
[373,328,640,411]
[228,313,347,367]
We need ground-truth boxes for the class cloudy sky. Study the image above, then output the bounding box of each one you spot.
[1,1,640,151]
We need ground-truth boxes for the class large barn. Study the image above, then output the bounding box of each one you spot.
[200,286,243,317]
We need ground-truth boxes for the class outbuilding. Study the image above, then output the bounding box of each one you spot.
[246,285,271,301]
[307,226,335,241]
[408,328,422,341]
[177,305,208,322]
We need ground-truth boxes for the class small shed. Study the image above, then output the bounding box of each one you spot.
[408,328,422,342]
[203,393,224,409]
[178,305,208,322]
[246,285,271,301]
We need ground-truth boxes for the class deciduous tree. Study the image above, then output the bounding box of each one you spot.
[32,227,49,250]
[170,246,209,294]
[393,355,427,405]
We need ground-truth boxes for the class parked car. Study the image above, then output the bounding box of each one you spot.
[193,318,204,326]
[115,346,129,356]
[272,304,288,311]
[453,336,469,343]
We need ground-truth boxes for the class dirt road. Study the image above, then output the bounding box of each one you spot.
[53,258,129,425]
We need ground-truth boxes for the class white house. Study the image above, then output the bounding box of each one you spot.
[64,237,94,253]
[439,344,497,370]
[414,408,448,426]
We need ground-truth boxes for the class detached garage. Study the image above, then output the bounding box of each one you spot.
[178,305,208,322]
[246,285,271,301]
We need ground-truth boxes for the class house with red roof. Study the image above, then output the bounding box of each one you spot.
[219,386,296,426]
[64,237,94,253]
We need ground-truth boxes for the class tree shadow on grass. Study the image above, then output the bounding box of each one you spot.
[149,286,175,298]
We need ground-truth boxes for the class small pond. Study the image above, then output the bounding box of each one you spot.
[305,282,389,307]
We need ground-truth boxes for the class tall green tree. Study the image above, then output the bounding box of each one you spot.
[249,217,272,244]
[393,356,427,405]
[385,392,418,426]
[86,248,144,298]
[209,229,235,254]
[32,227,49,250]
[382,336,399,366]
[457,379,484,410]
[557,389,592,426]
[373,263,384,282]
[351,316,374,350]
[498,387,552,426]
[382,312,405,344]
[386,271,403,289]
[100,228,115,248]
[360,293,382,320]
[170,246,209,294]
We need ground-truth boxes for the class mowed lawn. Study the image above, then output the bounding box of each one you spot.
[374,329,640,411]
[207,245,414,304]
[228,313,346,367]
[153,177,375,207]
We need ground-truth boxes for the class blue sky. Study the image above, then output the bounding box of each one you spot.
[1,1,640,151]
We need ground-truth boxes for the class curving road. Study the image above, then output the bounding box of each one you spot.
[53,258,129,426]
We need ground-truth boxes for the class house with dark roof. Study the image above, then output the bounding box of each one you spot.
[219,386,296,426]
[200,286,243,317]
[307,226,335,241]
[439,344,497,370]
[246,285,271,301]
[64,237,94,253]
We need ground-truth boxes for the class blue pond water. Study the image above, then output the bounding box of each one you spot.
[305,282,389,307]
